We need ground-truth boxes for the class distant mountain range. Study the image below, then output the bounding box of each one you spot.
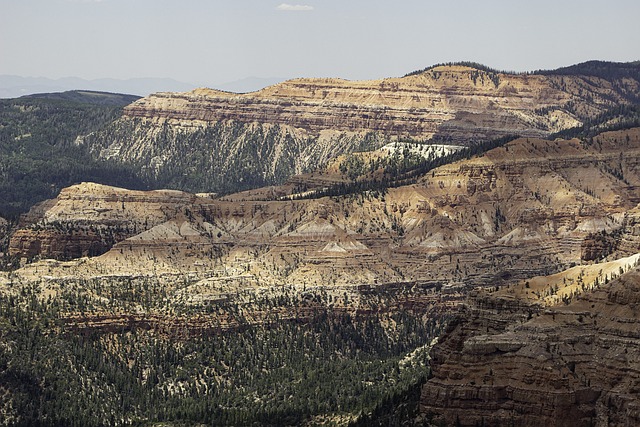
[0,75,288,98]
[0,75,196,98]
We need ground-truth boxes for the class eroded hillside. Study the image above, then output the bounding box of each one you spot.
[80,63,640,194]
[8,127,640,381]
[4,128,640,425]
[6,128,640,310]
[420,262,640,427]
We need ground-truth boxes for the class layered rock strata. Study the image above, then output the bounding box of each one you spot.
[81,64,640,193]
[10,129,640,294]
[9,183,195,259]
[123,66,633,142]
[420,268,640,427]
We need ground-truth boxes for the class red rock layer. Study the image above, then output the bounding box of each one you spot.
[421,270,640,426]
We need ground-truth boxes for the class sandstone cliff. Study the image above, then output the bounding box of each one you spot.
[420,265,640,427]
[5,128,640,425]
[80,63,640,194]
[9,129,640,307]
[4,62,640,427]
[9,182,195,260]
[123,65,637,141]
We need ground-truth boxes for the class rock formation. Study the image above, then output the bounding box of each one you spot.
[420,266,640,427]
[5,128,640,373]
[123,65,636,141]
[9,128,640,299]
[3,62,640,427]
[4,109,640,426]
[9,182,195,260]
[80,63,640,194]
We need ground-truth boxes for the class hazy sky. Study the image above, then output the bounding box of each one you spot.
[1,0,639,86]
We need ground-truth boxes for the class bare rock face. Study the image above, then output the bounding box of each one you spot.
[10,129,640,294]
[122,66,632,141]
[9,229,116,260]
[420,269,640,427]
[80,65,640,194]
[581,230,620,262]
[9,182,195,260]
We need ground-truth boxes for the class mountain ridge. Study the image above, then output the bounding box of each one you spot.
[79,62,640,196]
[4,60,640,426]
[2,60,638,215]
[0,75,197,99]
[19,90,141,106]
[406,59,640,79]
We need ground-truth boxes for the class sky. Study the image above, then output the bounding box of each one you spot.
[1,0,639,88]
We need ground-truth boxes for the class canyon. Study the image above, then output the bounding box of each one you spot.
[6,128,640,335]
[5,128,640,425]
[2,61,640,425]
[11,128,640,274]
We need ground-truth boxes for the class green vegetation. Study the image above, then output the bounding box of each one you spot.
[83,119,292,193]
[338,144,432,182]
[348,377,426,427]
[0,282,442,426]
[294,135,518,200]
[405,60,640,81]
[21,90,140,106]
[0,94,148,217]
[404,60,640,100]
[403,61,514,77]
[536,60,640,84]
[83,120,388,197]
[551,104,640,140]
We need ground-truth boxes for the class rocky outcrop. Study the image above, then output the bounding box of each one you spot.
[420,269,640,427]
[6,131,640,426]
[10,130,640,295]
[9,228,121,260]
[581,230,621,261]
[122,66,635,141]
[80,64,640,194]
[9,182,196,260]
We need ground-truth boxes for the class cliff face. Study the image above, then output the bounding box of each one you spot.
[80,64,640,194]
[420,267,640,427]
[122,66,635,140]
[10,129,640,292]
[9,183,195,260]
[6,129,640,424]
